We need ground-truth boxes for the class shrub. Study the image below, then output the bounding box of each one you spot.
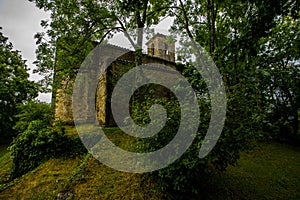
[130,83,253,196]
[13,101,53,134]
[9,120,68,178]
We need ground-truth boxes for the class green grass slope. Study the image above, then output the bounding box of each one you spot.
[0,128,299,199]
[208,142,300,200]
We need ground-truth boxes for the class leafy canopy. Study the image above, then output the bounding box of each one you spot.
[0,28,38,138]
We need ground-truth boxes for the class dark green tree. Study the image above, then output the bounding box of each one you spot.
[13,101,53,134]
[256,13,300,139]
[155,0,300,195]
[0,28,38,138]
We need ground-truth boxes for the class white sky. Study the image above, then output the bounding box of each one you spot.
[0,0,51,102]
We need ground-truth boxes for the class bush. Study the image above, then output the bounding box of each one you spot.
[13,101,53,134]
[130,85,213,194]
[9,120,68,178]
[130,83,253,196]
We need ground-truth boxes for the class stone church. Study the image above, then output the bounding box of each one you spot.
[55,33,178,126]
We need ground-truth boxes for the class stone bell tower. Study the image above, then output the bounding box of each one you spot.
[146,33,175,62]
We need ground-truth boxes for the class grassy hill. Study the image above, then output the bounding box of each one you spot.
[0,127,299,199]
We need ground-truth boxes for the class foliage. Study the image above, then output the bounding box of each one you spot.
[9,120,68,178]
[130,87,180,152]
[27,0,300,196]
[156,0,299,194]
[1,133,300,199]
[256,14,300,140]
[0,28,38,138]
[8,101,86,178]
[29,0,173,93]
[13,101,53,134]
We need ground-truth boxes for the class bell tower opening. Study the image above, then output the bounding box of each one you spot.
[146,33,175,62]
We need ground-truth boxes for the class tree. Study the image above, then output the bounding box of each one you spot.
[155,0,300,194]
[0,28,38,138]
[256,13,300,139]
[13,101,53,134]
[173,0,299,141]
[29,0,173,99]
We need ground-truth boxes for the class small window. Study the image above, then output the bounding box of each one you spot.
[151,43,155,55]
[165,43,168,55]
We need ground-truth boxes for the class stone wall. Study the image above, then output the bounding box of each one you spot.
[55,80,74,124]
[55,45,177,127]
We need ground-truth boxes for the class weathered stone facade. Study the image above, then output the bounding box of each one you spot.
[146,33,175,62]
[55,34,177,126]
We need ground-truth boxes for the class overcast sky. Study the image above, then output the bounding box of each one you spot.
[0,0,51,102]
